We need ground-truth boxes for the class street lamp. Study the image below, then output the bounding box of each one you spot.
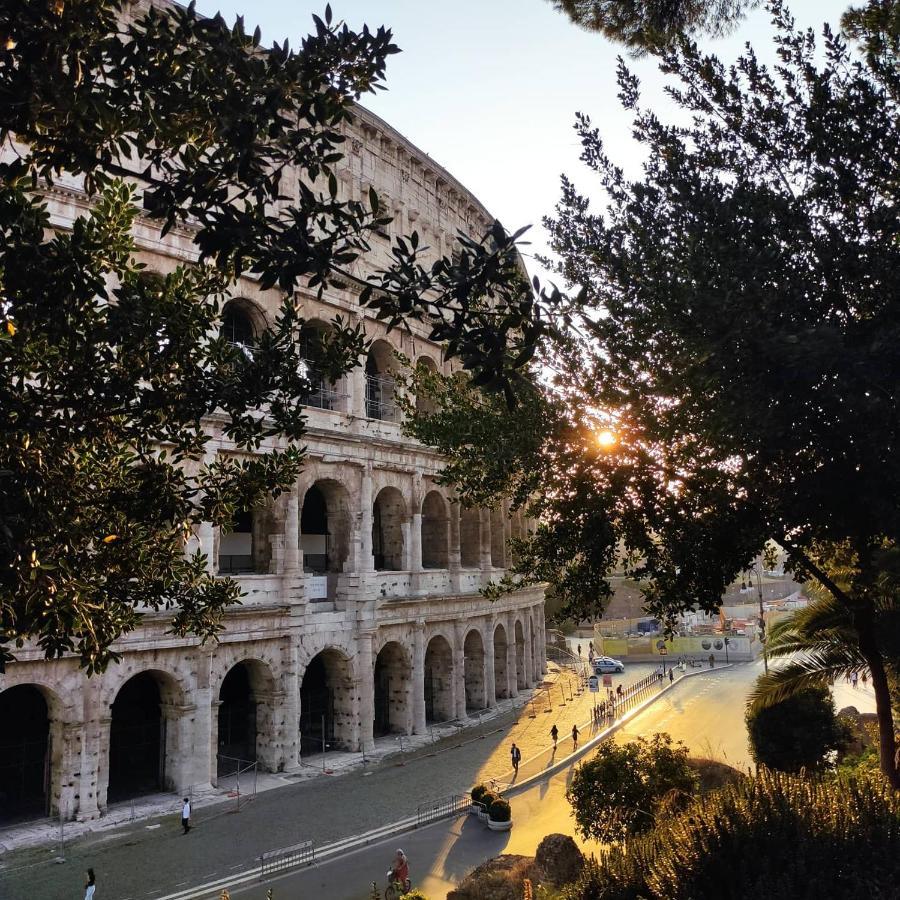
[745,563,768,674]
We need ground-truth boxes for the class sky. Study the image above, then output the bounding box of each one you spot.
[195,0,851,279]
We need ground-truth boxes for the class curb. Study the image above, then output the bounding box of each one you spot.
[156,663,737,900]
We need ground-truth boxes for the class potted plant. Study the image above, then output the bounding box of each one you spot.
[477,790,498,821]
[487,797,512,831]
[470,783,487,815]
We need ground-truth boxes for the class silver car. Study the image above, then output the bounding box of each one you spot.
[593,656,625,674]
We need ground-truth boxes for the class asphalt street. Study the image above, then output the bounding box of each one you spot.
[225,662,764,900]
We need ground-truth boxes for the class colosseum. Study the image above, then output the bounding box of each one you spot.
[0,28,547,826]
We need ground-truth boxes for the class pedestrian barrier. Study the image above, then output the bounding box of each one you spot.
[259,839,315,878]
[415,793,470,828]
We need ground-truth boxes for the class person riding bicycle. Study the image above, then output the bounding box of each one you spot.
[388,848,411,893]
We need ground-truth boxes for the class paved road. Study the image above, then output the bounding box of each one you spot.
[223,663,764,900]
[0,665,657,900]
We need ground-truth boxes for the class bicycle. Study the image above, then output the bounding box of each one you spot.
[384,873,412,900]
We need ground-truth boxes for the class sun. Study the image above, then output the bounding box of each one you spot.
[596,428,617,449]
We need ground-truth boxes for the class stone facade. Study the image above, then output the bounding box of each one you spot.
[0,21,546,825]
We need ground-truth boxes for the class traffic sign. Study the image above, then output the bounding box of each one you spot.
[656,639,666,650]
[588,675,599,693]
[602,674,613,687]
[658,647,668,655]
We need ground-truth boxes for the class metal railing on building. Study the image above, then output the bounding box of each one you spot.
[365,373,401,422]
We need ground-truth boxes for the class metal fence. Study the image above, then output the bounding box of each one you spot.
[217,755,258,811]
[591,670,664,724]
[259,839,315,878]
[415,793,471,828]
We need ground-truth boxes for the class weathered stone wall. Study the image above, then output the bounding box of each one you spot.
[0,44,547,824]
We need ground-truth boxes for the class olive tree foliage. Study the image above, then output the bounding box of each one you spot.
[547,0,758,54]
[406,0,900,788]
[0,0,556,672]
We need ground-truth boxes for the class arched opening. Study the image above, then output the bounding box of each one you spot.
[490,507,507,569]
[494,623,509,700]
[221,299,259,357]
[0,685,51,823]
[218,664,255,766]
[374,641,412,736]
[218,507,255,574]
[424,635,454,723]
[300,480,351,577]
[365,340,399,421]
[372,486,406,571]
[515,620,527,690]
[463,629,486,712]
[459,506,481,568]
[299,321,344,411]
[216,660,276,774]
[300,650,354,755]
[108,671,179,802]
[421,491,449,569]
[415,356,439,415]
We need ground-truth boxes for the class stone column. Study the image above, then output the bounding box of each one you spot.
[484,626,497,708]
[401,519,412,572]
[409,513,423,573]
[412,620,427,734]
[507,613,519,699]
[357,467,375,573]
[448,502,461,572]
[76,680,101,821]
[282,484,300,575]
[196,520,216,573]
[95,716,112,814]
[538,604,548,675]
[280,643,301,771]
[351,367,367,419]
[479,508,492,572]
[190,652,215,791]
[452,623,468,720]
[523,615,534,687]
[357,630,376,753]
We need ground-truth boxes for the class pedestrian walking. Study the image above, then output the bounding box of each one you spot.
[862,671,868,687]
[550,724,558,750]
[84,869,96,900]
[589,641,594,655]
[851,671,859,689]
[510,742,521,776]
[181,797,191,834]
[616,683,624,699]
[708,654,715,668]
[572,724,579,749]
[577,643,582,657]
[668,668,674,684]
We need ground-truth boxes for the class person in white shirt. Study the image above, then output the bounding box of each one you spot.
[84,868,96,899]
[181,797,191,834]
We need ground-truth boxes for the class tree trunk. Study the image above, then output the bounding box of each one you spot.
[855,608,900,790]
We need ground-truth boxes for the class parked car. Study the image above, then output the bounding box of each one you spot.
[593,656,625,674]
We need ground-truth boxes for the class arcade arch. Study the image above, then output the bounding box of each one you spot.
[300,479,351,575]
[365,339,399,421]
[423,635,454,723]
[459,506,481,568]
[374,641,412,736]
[300,649,355,755]
[216,659,276,774]
[421,491,449,569]
[493,623,509,700]
[515,620,527,690]
[108,670,182,802]
[372,486,406,571]
[463,629,486,712]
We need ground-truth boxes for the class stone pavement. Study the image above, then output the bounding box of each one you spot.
[0,661,663,900]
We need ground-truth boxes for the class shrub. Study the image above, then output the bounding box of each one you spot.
[562,772,900,900]
[566,733,697,843]
[471,783,488,804]
[535,833,584,887]
[746,684,845,773]
[479,790,499,811]
[399,891,429,900]
[489,797,511,822]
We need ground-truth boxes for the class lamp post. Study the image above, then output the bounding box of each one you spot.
[745,564,768,674]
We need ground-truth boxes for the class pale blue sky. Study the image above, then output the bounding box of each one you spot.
[197,0,850,277]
